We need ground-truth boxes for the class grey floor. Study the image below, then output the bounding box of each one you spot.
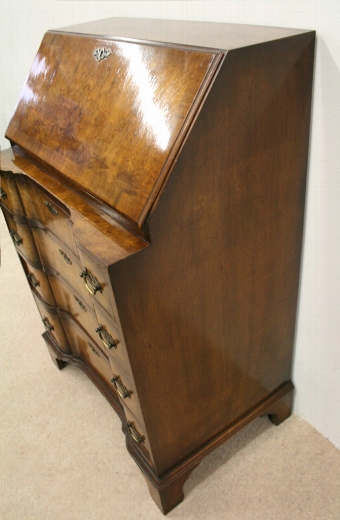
[1,211,340,520]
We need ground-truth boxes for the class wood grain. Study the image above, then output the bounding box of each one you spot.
[6,33,220,225]
[110,31,315,476]
[0,19,315,514]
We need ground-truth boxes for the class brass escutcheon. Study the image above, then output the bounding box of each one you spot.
[93,48,111,62]
[27,272,39,287]
[73,295,87,311]
[88,342,100,357]
[44,200,58,216]
[10,229,23,246]
[59,249,72,265]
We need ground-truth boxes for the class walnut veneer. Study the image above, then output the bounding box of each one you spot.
[0,18,315,514]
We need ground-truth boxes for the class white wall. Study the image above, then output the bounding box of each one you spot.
[1,1,339,449]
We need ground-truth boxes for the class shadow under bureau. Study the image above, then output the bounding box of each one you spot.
[0,18,315,514]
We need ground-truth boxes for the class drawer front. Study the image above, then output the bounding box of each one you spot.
[94,303,130,370]
[32,228,94,308]
[123,407,153,466]
[0,173,24,215]
[17,179,78,255]
[47,270,100,346]
[3,208,40,263]
[78,249,115,318]
[32,291,70,352]
[20,256,56,306]
[108,357,143,425]
[60,312,113,387]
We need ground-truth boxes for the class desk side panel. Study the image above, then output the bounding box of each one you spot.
[110,32,315,475]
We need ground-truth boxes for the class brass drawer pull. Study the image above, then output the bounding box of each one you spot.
[0,187,7,199]
[27,272,40,287]
[10,229,23,246]
[127,423,144,444]
[44,200,58,216]
[80,268,102,295]
[111,376,131,399]
[95,324,117,349]
[59,249,72,265]
[42,317,54,332]
[73,295,87,311]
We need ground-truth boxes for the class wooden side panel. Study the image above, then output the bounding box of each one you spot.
[109,32,315,475]
[6,32,219,225]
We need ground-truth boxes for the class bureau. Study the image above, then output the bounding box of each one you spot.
[0,18,315,514]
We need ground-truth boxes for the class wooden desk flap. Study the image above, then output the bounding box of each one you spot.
[6,31,221,226]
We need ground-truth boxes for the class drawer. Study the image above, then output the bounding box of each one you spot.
[32,291,70,352]
[78,249,115,319]
[47,269,100,346]
[108,357,143,425]
[60,311,113,387]
[31,228,94,309]
[3,207,40,263]
[123,407,153,466]
[16,179,78,255]
[0,172,25,215]
[20,256,56,306]
[94,303,130,370]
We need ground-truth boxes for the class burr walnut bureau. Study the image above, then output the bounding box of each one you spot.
[0,18,315,513]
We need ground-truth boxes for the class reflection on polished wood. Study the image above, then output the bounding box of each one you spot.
[1,18,315,514]
[6,32,220,225]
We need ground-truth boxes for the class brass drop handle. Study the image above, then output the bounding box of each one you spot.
[127,423,144,444]
[27,272,40,287]
[42,317,54,332]
[10,229,23,246]
[0,187,7,199]
[44,200,58,216]
[80,268,102,295]
[111,376,131,399]
[95,324,117,349]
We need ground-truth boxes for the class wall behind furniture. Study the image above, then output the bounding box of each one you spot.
[1,1,339,449]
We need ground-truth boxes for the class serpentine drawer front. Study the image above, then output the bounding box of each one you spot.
[0,18,315,514]
[31,291,70,352]
[0,171,24,214]
[21,257,56,306]
[16,178,79,255]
